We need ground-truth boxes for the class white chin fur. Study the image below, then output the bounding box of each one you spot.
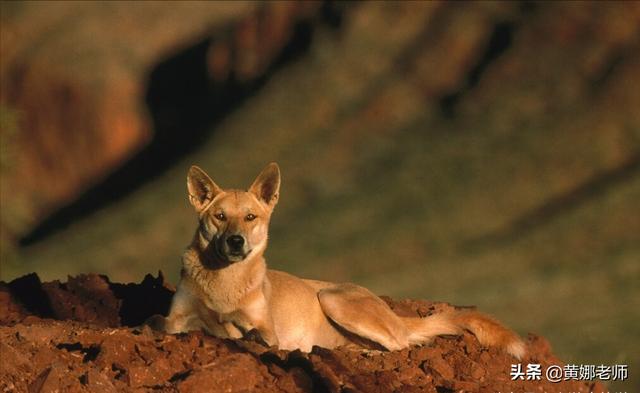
[250,239,267,256]
[198,231,211,250]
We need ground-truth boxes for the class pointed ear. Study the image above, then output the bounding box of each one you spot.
[187,166,222,212]
[249,163,281,207]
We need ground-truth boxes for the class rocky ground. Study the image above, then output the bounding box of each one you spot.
[0,273,605,393]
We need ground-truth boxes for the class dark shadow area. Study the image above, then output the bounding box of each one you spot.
[439,20,516,117]
[256,349,332,393]
[1,271,175,327]
[108,272,174,327]
[56,342,101,363]
[465,153,640,251]
[6,273,55,318]
[438,2,539,117]
[20,3,345,247]
[589,41,640,94]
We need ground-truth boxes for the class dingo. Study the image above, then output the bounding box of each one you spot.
[159,163,525,358]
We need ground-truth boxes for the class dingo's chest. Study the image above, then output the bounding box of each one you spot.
[182,251,267,315]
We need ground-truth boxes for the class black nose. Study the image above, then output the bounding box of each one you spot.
[226,235,244,250]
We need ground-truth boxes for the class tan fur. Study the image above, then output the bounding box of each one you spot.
[163,163,526,358]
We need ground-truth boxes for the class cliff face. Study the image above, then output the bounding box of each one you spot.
[3,2,638,251]
[0,2,322,245]
[0,273,605,393]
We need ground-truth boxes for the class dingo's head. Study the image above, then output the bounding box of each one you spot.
[187,163,280,265]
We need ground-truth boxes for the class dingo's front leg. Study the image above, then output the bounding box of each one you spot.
[164,283,205,334]
[165,284,230,337]
[220,309,279,347]
[227,290,279,347]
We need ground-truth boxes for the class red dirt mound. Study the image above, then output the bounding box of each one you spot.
[0,273,605,392]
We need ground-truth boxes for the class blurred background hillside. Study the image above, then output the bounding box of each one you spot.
[1,2,639,390]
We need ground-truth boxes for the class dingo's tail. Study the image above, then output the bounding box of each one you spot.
[403,310,526,359]
[403,313,460,343]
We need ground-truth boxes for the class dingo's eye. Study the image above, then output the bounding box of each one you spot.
[245,213,256,221]
[214,212,226,221]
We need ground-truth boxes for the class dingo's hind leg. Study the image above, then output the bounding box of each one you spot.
[318,283,526,358]
[317,283,410,350]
